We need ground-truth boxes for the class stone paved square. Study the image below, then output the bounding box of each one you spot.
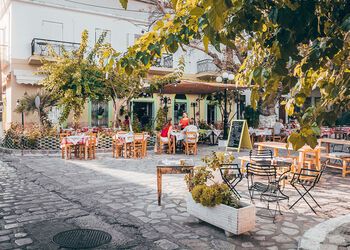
[0,146,349,249]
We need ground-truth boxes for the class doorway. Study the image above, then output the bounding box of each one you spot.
[132,101,153,128]
[91,101,109,127]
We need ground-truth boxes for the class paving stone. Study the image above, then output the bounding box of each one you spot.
[281,227,299,236]
[154,239,179,250]
[211,239,236,249]
[241,242,255,248]
[0,236,10,242]
[4,223,22,229]
[15,238,33,246]
[15,233,27,238]
[0,230,12,236]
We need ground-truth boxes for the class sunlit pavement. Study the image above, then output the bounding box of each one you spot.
[0,146,349,249]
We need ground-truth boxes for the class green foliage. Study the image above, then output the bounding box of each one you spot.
[155,107,167,131]
[132,115,142,133]
[118,0,350,150]
[244,105,260,128]
[15,92,57,128]
[39,30,107,126]
[186,152,239,208]
[191,184,239,208]
[202,151,235,171]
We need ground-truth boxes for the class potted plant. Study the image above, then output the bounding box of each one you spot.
[185,152,256,236]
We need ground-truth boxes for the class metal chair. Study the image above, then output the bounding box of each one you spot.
[249,149,273,164]
[289,164,327,213]
[219,164,243,200]
[246,163,286,221]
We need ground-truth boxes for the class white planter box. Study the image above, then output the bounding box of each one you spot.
[186,193,256,236]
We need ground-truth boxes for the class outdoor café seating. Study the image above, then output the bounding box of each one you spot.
[219,163,243,199]
[289,164,327,214]
[183,131,198,155]
[246,162,286,221]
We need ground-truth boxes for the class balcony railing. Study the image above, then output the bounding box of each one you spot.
[197,59,218,74]
[152,54,173,68]
[31,38,80,57]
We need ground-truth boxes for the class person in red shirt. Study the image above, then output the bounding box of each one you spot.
[179,112,189,130]
[160,118,173,142]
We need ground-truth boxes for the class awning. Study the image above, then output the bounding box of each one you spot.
[14,69,44,85]
[160,80,248,94]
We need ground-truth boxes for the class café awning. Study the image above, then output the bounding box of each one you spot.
[160,80,248,95]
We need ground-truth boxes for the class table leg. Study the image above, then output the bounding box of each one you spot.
[65,146,68,160]
[274,148,279,157]
[157,169,162,206]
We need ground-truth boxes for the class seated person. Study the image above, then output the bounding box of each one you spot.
[182,119,199,141]
[179,112,189,129]
[273,119,285,135]
[160,119,173,143]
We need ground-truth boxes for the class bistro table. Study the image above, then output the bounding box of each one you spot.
[254,141,324,170]
[61,135,91,160]
[157,159,194,206]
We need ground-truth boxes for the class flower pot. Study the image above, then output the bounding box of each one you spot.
[97,115,103,120]
[186,193,256,236]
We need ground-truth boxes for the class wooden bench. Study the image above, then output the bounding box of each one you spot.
[320,152,350,177]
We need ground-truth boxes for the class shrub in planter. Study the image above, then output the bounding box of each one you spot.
[185,152,255,236]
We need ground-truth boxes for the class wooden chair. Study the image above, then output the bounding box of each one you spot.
[142,132,149,157]
[112,132,126,158]
[183,132,198,155]
[88,135,97,159]
[272,128,282,142]
[157,133,173,154]
[132,133,144,158]
[60,133,72,159]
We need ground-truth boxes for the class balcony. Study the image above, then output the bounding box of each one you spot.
[196,59,218,79]
[28,38,80,65]
[149,54,174,75]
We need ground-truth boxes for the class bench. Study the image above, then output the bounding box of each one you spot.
[320,152,350,177]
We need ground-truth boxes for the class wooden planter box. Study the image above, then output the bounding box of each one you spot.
[186,193,256,236]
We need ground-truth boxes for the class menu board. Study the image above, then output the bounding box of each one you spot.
[226,120,252,152]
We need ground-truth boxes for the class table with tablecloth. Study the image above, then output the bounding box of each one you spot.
[61,135,97,160]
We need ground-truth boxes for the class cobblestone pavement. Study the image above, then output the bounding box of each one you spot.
[0,146,349,249]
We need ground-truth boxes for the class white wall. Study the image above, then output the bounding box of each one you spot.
[10,0,150,60]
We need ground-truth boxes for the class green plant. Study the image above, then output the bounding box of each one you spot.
[155,107,166,131]
[186,152,239,208]
[15,92,57,128]
[198,120,211,129]
[244,105,260,128]
[132,115,142,133]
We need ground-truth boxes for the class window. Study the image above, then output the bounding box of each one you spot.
[95,28,111,43]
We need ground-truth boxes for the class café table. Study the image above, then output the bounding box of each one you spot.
[61,135,91,160]
[254,141,324,170]
[157,159,194,206]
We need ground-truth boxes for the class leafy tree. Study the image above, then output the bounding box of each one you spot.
[15,92,57,128]
[118,0,350,149]
[38,30,106,127]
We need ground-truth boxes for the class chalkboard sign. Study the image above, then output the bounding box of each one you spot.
[226,120,252,152]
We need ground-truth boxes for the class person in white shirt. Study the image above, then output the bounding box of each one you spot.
[273,119,285,135]
[182,119,199,141]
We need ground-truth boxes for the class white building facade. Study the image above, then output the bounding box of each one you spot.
[0,0,251,130]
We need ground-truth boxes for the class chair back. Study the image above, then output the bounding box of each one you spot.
[249,149,273,164]
[134,133,144,142]
[87,135,97,145]
[246,163,276,177]
[185,132,197,143]
[59,133,69,142]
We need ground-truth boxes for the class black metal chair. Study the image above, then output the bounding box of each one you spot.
[246,163,286,221]
[249,149,273,164]
[219,164,243,200]
[289,164,326,213]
